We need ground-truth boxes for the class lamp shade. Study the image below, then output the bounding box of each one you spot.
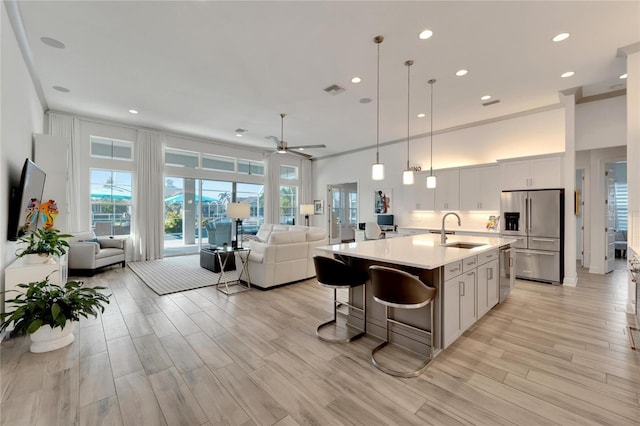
[300,204,315,215]
[227,202,250,219]
[426,175,437,189]
[403,170,415,185]
[372,163,385,180]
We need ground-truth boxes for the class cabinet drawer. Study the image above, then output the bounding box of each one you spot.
[462,255,477,272]
[443,260,462,281]
[478,249,498,265]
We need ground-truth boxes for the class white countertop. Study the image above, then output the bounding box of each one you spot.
[316,234,517,270]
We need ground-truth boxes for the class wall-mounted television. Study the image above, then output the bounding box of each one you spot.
[7,158,46,241]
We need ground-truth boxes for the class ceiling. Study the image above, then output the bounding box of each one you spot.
[15,1,640,158]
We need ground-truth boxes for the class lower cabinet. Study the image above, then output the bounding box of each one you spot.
[477,259,499,319]
[442,251,499,349]
[442,263,476,348]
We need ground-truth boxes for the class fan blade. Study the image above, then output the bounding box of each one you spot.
[286,144,327,150]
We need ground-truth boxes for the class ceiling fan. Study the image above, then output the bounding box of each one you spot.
[268,113,326,158]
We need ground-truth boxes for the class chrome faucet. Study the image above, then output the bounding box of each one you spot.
[441,212,461,245]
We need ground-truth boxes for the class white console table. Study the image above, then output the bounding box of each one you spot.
[3,255,68,315]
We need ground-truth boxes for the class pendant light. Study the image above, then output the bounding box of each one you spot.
[371,35,385,181]
[426,79,437,189]
[402,60,415,185]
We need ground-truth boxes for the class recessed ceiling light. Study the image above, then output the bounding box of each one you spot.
[298,148,305,151]
[418,29,433,40]
[360,98,372,104]
[455,69,468,77]
[52,85,70,93]
[40,37,65,49]
[351,76,362,83]
[620,73,628,79]
[417,113,426,118]
[552,33,570,42]
[561,71,575,78]
[481,95,491,101]
[128,109,139,114]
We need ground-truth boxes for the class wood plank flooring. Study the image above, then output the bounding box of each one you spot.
[1,259,639,425]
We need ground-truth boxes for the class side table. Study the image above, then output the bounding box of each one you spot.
[216,247,251,295]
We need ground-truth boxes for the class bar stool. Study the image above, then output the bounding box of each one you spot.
[313,256,368,343]
[368,265,437,377]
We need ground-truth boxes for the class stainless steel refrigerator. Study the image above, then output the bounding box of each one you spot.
[500,189,564,284]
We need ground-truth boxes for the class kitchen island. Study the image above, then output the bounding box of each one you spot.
[315,233,516,356]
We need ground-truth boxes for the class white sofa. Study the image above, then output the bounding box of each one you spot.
[68,231,126,274]
[243,224,327,289]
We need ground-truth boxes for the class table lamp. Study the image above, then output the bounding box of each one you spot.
[300,204,315,226]
[227,202,250,249]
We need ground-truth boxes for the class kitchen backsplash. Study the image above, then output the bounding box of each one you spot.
[400,211,501,232]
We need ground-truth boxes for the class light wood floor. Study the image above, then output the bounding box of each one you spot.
[1,259,639,426]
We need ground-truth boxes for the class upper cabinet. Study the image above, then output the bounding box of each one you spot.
[460,165,500,211]
[434,169,459,211]
[500,155,563,190]
[403,180,435,211]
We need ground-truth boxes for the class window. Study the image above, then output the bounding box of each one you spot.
[615,182,628,231]
[238,159,264,176]
[165,149,199,168]
[202,154,235,172]
[280,165,298,180]
[280,185,297,224]
[90,169,132,236]
[90,136,132,160]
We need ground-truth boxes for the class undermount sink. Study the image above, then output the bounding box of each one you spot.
[444,242,487,249]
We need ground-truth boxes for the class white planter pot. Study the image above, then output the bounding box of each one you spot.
[25,253,51,264]
[29,323,75,353]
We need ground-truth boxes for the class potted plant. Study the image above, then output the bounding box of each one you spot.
[0,276,110,353]
[15,228,72,263]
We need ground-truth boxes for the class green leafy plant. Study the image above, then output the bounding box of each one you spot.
[0,277,110,337]
[15,228,72,258]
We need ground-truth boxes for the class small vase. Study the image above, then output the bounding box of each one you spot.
[29,323,75,353]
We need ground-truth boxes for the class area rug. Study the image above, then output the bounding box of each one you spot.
[128,255,240,295]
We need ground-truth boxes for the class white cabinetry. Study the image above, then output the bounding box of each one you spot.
[477,249,499,319]
[460,165,500,211]
[3,256,68,315]
[500,156,563,190]
[442,256,477,348]
[434,169,459,211]
[403,180,435,211]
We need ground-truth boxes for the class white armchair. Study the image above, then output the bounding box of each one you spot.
[68,231,126,274]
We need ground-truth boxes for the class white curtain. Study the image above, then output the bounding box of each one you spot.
[264,154,280,224]
[300,158,312,204]
[132,130,164,261]
[48,112,82,232]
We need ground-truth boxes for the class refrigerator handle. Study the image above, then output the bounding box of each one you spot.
[529,197,532,232]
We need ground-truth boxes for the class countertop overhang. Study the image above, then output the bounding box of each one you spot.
[316,234,517,270]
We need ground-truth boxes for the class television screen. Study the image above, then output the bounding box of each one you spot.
[377,214,394,227]
[7,158,46,241]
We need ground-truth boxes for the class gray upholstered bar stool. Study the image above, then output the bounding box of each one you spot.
[368,265,437,377]
[313,256,368,343]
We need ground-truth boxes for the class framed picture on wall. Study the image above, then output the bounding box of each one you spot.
[313,199,324,215]
[374,189,392,214]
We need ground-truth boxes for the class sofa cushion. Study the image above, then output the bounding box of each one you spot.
[256,225,273,242]
[95,247,124,260]
[269,231,306,244]
[306,227,326,242]
[70,231,97,243]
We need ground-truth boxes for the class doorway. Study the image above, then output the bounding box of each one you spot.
[327,182,358,244]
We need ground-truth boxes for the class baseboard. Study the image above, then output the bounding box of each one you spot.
[563,276,578,287]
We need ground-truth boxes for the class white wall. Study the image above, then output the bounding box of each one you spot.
[1,3,45,302]
[576,95,627,151]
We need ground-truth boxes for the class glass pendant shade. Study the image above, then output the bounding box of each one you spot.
[426,174,437,189]
[372,163,385,181]
[403,170,415,185]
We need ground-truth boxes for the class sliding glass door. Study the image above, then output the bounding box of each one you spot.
[163,177,264,256]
